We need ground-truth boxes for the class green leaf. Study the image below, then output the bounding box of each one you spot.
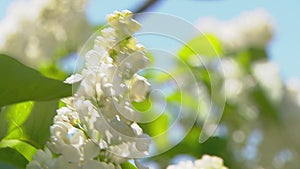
[140,114,169,149]
[0,140,37,161]
[178,33,223,63]
[2,100,58,148]
[0,54,72,107]
[121,161,137,169]
[0,147,28,169]
[0,101,33,141]
[0,109,9,141]
[132,97,152,112]
[21,100,58,147]
[150,126,202,167]
[235,48,268,73]
[39,62,69,80]
[167,90,199,110]
[251,86,279,121]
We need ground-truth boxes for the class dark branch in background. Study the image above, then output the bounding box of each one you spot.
[133,0,161,14]
[132,0,220,14]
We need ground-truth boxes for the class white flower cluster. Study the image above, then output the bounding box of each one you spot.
[167,155,228,169]
[252,61,283,104]
[196,8,274,53]
[286,78,300,106]
[0,0,92,67]
[218,58,251,103]
[218,59,285,106]
[27,10,151,169]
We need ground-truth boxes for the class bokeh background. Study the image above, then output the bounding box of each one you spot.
[0,1,300,169]
[1,0,299,80]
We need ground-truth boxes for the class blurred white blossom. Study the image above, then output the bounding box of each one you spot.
[218,58,247,102]
[27,10,151,169]
[167,155,228,169]
[252,61,283,103]
[0,0,92,67]
[286,78,300,106]
[196,8,274,53]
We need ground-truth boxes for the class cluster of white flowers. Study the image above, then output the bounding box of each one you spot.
[27,10,151,169]
[216,58,283,106]
[252,61,283,104]
[0,0,92,67]
[286,78,300,108]
[216,58,253,103]
[196,8,274,53]
[167,155,228,169]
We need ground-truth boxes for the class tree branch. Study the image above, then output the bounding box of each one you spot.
[133,0,161,14]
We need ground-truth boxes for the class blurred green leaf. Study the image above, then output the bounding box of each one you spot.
[140,114,169,148]
[251,86,279,121]
[150,126,202,168]
[132,97,152,112]
[167,90,198,110]
[235,48,268,72]
[2,100,58,148]
[0,101,33,141]
[146,52,155,65]
[121,161,137,169]
[0,140,36,161]
[39,62,69,80]
[0,54,72,107]
[200,136,234,168]
[0,109,8,141]
[178,34,223,63]
[22,100,58,148]
[0,147,28,169]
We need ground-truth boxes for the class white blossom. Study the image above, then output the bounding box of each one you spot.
[286,78,300,106]
[27,10,151,169]
[252,60,283,103]
[167,155,228,169]
[129,74,151,102]
[0,0,92,67]
[64,74,83,84]
[196,8,274,53]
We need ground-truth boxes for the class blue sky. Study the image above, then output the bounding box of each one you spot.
[1,0,299,80]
